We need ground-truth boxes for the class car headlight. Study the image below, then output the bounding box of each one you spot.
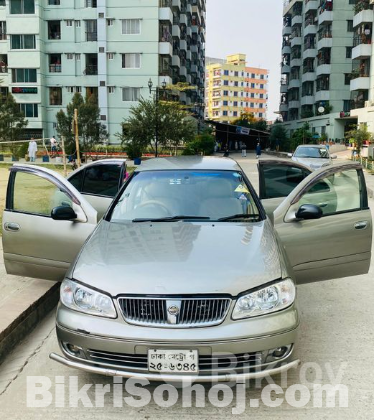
[60,279,117,318]
[232,279,295,320]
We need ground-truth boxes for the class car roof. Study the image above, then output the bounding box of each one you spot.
[135,156,242,172]
[296,144,326,149]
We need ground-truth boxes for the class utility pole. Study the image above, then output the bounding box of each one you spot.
[74,108,81,167]
[61,136,67,177]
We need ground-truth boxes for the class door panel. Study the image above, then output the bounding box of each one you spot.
[273,163,372,284]
[84,194,113,220]
[2,165,97,281]
[258,160,311,215]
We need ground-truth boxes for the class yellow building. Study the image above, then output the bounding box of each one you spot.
[205,54,269,123]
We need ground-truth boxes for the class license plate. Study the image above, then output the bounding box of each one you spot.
[148,349,199,374]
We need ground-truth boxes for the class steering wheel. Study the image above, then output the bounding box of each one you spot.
[136,200,172,216]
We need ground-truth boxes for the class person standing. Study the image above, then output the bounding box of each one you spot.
[50,136,57,157]
[28,138,37,162]
[256,141,262,159]
[241,141,247,157]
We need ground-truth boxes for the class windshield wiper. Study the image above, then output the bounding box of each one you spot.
[132,215,211,223]
[218,214,260,222]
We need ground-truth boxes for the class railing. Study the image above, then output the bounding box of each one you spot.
[84,65,98,75]
[317,56,331,65]
[353,34,372,47]
[318,30,332,40]
[354,0,370,15]
[159,0,172,6]
[303,65,314,73]
[48,32,61,40]
[86,32,97,41]
[49,64,61,72]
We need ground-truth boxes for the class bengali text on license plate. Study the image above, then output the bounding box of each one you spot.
[148,349,199,374]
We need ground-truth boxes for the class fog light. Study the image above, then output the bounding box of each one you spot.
[63,342,85,358]
[272,347,288,358]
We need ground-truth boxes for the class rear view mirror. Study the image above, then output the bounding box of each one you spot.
[51,206,77,221]
[295,204,323,220]
[287,153,293,158]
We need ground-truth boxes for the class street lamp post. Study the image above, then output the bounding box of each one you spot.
[148,78,167,158]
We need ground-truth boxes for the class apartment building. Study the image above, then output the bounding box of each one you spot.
[280,0,357,140]
[349,0,374,131]
[0,0,205,142]
[205,54,269,123]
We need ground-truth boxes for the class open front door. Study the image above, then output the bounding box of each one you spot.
[258,159,311,215]
[273,163,372,284]
[2,165,98,281]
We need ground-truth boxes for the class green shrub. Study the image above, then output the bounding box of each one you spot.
[183,131,215,156]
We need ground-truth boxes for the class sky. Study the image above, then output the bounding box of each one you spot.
[205,0,283,121]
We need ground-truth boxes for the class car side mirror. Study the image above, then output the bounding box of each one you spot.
[287,153,293,158]
[331,155,337,159]
[51,206,77,221]
[295,204,323,220]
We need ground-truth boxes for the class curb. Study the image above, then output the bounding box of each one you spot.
[0,281,60,364]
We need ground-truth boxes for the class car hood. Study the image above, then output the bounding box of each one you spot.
[71,220,283,297]
[292,156,331,170]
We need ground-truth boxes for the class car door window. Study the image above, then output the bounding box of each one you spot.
[82,165,121,197]
[260,164,310,199]
[68,169,84,192]
[298,169,361,216]
[13,172,73,216]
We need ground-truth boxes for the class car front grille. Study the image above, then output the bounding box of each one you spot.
[86,349,263,374]
[118,297,231,328]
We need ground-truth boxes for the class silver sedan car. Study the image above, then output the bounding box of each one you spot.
[2,157,372,382]
[290,144,337,170]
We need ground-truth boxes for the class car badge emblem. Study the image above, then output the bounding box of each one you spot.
[168,305,180,316]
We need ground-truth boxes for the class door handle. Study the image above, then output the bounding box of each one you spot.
[4,222,20,232]
[354,221,368,230]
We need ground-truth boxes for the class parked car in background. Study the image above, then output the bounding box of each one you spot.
[289,144,337,170]
[2,157,372,382]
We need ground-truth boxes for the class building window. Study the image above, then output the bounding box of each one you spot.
[75,53,80,61]
[0,21,6,40]
[234,101,238,106]
[259,113,263,118]
[234,71,238,77]
[49,54,61,72]
[251,83,255,88]
[66,20,73,27]
[49,87,62,105]
[223,80,229,85]
[76,86,82,93]
[48,21,61,40]
[85,0,97,7]
[223,111,228,116]
[122,53,141,69]
[234,91,238,97]
[66,53,73,59]
[122,87,140,101]
[234,81,238,86]
[108,86,115,93]
[107,19,114,26]
[66,87,74,93]
[75,20,81,27]
[19,103,38,117]
[224,70,229,75]
[122,19,141,35]
[233,111,238,116]
[107,52,114,60]
[10,34,36,49]
[10,0,35,14]
[260,93,264,98]
[223,100,228,105]
[347,20,353,32]
[344,73,351,85]
[12,68,37,83]
[251,73,255,78]
[260,84,264,89]
[48,0,60,4]
[223,90,228,96]
[260,74,264,79]
[346,47,352,58]
[85,20,97,41]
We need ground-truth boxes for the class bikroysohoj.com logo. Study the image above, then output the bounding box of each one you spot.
[26,361,349,411]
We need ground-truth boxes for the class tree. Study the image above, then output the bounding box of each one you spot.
[183,129,215,156]
[346,125,372,156]
[290,122,313,151]
[0,93,28,157]
[117,97,196,157]
[269,122,289,151]
[56,93,107,157]
[232,112,268,131]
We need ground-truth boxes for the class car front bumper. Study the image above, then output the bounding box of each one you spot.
[52,303,300,382]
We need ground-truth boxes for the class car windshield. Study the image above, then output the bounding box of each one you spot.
[110,170,261,223]
[294,147,329,159]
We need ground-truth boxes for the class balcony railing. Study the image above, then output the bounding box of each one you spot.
[303,65,314,73]
[86,32,97,41]
[84,65,98,75]
[319,0,333,13]
[353,34,372,47]
[49,64,61,72]
[354,0,370,15]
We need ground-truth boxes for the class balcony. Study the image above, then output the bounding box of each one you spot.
[353,9,373,28]
[172,54,180,67]
[292,15,303,26]
[350,76,370,91]
[305,0,318,13]
[280,103,289,112]
[316,64,331,76]
[172,0,181,9]
[318,11,333,26]
[301,96,314,105]
[159,7,173,22]
[290,58,302,67]
[304,24,317,36]
[315,90,330,102]
[281,64,291,73]
[86,31,97,41]
[317,37,332,50]
[352,43,372,59]
[280,83,288,93]
[159,41,172,55]
[283,26,292,36]
[302,71,316,82]
[289,78,300,88]
[303,48,317,59]
[289,100,300,109]
[84,65,98,75]
[282,44,291,54]
[291,36,302,47]
[172,25,180,37]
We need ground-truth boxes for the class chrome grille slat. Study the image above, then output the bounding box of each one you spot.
[118,297,231,328]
